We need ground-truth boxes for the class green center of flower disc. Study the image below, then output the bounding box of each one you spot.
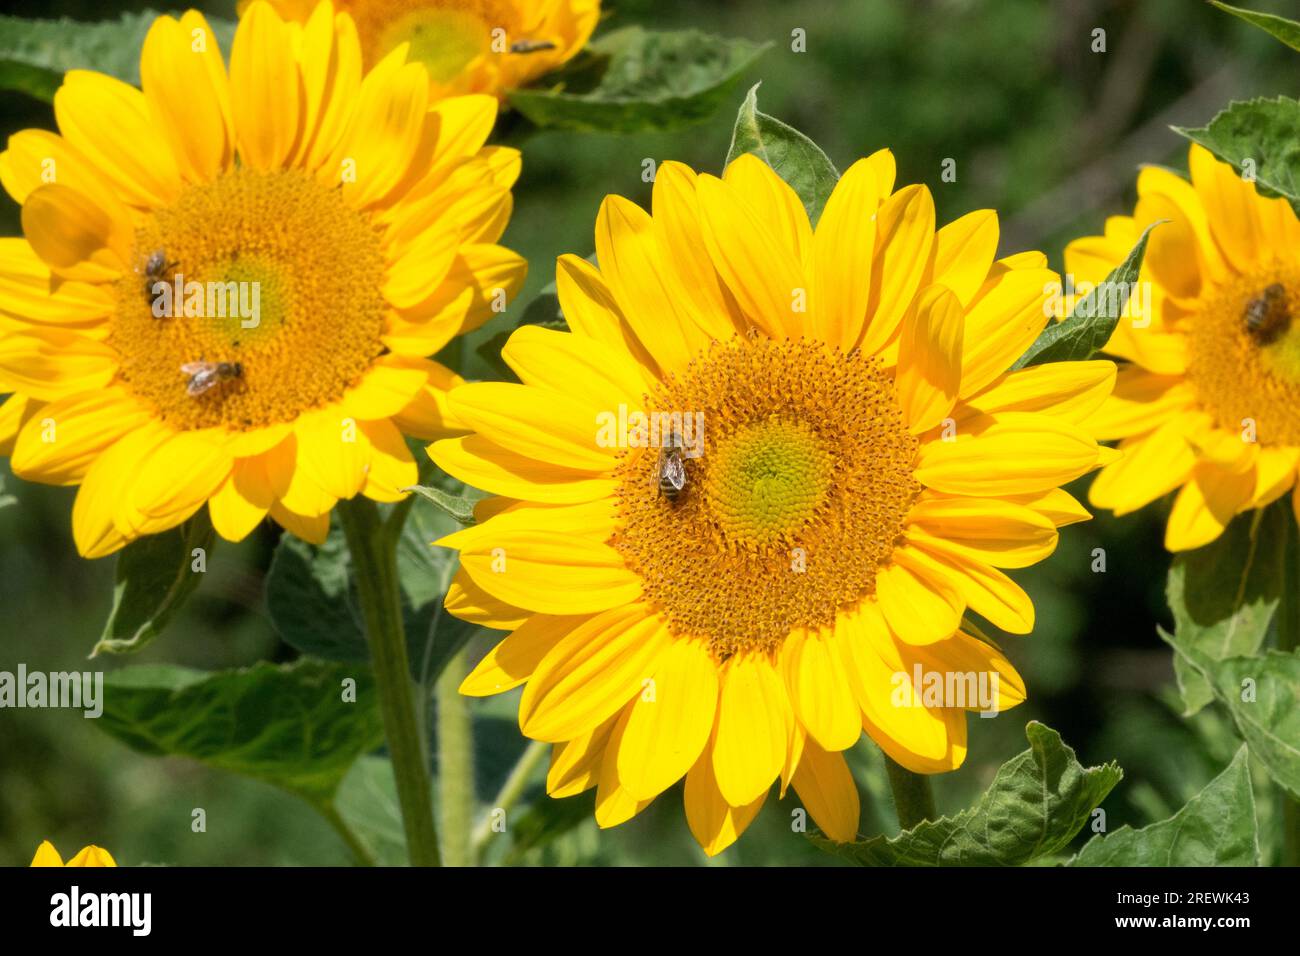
[706,419,833,545]
[380,7,486,82]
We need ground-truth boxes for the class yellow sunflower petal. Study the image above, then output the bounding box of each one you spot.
[1083,367,1194,440]
[71,421,172,558]
[460,614,586,696]
[458,529,640,615]
[595,193,716,367]
[812,157,880,350]
[874,553,963,645]
[839,602,967,772]
[449,381,614,472]
[685,728,768,856]
[964,360,1116,425]
[914,412,1100,496]
[269,500,330,544]
[957,267,1057,398]
[791,738,860,844]
[65,845,117,867]
[229,1,303,171]
[1089,415,1200,515]
[900,538,1036,634]
[712,651,789,806]
[906,496,1058,568]
[519,603,669,742]
[896,284,963,433]
[0,329,116,402]
[53,70,181,207]
[11,388,151,485]
[695,173,806,340]
[443,566,530,630]
[617,637,719,801]
[501,324,648,411]
[1165,463,1255,552]
[431,434,617,504]
[21,184,129,282]
[547,713,618,798]
[859,184,936,355]
[781,626,861,752]
[595,708,654,829]
[932,209,999,306]
[130,428,233,522]
[29,841,64,867]
[649,163,756,336]
[141,12,233,183]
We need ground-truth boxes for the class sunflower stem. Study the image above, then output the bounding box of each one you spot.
[436,646,475,866]
[884,754,937,830]
[339,497,440,867]
[1278,513,1300,867]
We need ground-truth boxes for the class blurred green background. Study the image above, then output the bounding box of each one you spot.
[0,0,1293,866]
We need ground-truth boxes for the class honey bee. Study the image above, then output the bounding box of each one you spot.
[181,361,243,397]
[137,249,177,311]
[1243,283,1290,344]
[654,428,688,502]
[509,39,557,53]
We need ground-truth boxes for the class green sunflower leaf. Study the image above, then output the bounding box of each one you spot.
[1069,745,1259,866]
[507,27,767,134]
[91,511,215,657]
[1164,504,1287,715]
[1162,634,1300,801]
[1175,96,1300,215]
[334,755,407,866]
[0,473,15,510]
[815,722,1122,866]
[95,659,384,806]
[1210,2,1300,53]
[0,12,235,102]
[1014,221,1158,369]
[725,82,841,224]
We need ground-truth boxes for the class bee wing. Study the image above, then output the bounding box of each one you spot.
[180,362,208,375]
[662,454,686,492]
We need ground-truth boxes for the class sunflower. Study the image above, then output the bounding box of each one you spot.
[1067,143,1300,551]
[30,840,116,866]
[431,152,1115,854]
[0,1,525,557]
[259,0,600,100]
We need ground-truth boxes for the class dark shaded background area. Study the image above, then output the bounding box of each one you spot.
[0,0,1291,865]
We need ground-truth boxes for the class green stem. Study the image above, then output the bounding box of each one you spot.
[315,801,378,867]
[339,497,440,867]
[884,753,937,830]
[1278,513,1300,867]
[473,739,548,856]
[436,646,475,867]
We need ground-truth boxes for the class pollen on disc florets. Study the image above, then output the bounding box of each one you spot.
[1188,267,1300,446]
[612,336,921,660]
[109,167,388,432]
